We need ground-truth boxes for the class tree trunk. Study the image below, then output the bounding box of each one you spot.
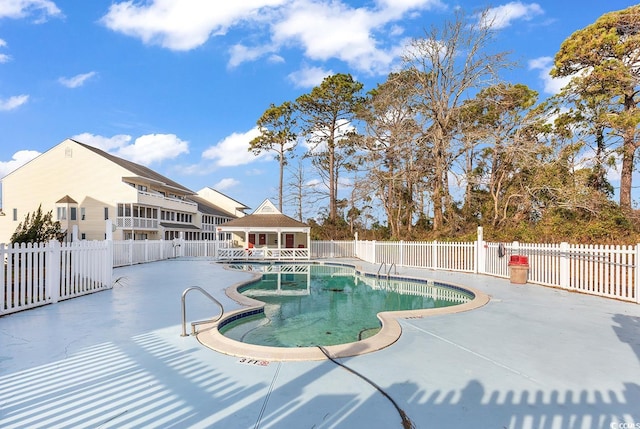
[329,138,337,221]
[620,93,639,211]
[620,131,636,211]
[278,156,284,212]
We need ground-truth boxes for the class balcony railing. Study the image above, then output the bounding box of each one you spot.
[137,190,198,212]
[115,217,159,229]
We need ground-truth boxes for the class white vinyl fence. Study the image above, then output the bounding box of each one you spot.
[355,236,639,304]
[358,240,477,273]
[1,240,112,316]
[112,239,232,267]
[3,232,638,317]
[482,241,638,303]
[310,240,356,258]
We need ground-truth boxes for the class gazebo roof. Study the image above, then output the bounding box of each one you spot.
[218,199,308,230]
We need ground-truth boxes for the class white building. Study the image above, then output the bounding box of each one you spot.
[0,139,248,243]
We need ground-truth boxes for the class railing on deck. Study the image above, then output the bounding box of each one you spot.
[217,247,310,261]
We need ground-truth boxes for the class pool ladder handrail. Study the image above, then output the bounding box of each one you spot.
[377,262,386,278]
[388,262,397,276]
[377,262,397,278]
[181,286,224,337]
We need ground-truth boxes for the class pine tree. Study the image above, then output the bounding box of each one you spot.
[10,205,65,243]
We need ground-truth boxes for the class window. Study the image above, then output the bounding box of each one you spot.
[70,207,77,221]
[13,208,17,221]
[104,207,109,220]
[57,207,67,220]
[81,233,86,240]
[81,208,86,220]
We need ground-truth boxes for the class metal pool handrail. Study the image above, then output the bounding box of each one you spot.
[377,262,387,278]
[181,286,224,337]
[388,262,397,276]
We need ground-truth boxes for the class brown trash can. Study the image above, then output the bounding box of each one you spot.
[508,255,529,284]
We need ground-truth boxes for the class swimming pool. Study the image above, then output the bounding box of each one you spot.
[196,261,489,363]
[219,263,473,347]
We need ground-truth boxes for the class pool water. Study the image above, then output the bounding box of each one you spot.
[220,264,472,347]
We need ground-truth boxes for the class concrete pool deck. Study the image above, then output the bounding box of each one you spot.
[1,258,640,428]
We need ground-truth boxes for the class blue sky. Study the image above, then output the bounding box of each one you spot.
[0,0,635,215]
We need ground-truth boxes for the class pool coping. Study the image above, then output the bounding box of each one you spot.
[195,261,490,361]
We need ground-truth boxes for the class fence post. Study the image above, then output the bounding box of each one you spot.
[476,226,484,274]
[106,239,113,289]
[432,241,438,270]
[372,240,377,264]
[47,240,61,304]
[560,242,570,289]
[354,233,358,259]
[633,244,640,304]
[400,240,404,267]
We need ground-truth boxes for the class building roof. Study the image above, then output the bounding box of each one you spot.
[198,186,251,212]
[72,140,194,195]
[159,222,201,230]
[187,195,235,218]
[56,195,78,204]
[221,213,308,229]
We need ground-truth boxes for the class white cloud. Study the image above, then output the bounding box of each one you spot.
[0,150,40,178]
[228,44,275,69]
[0,39,10,63]
[116,134,189,165]
[100,0,440,75]
[287,65,333,88]
[479,2,543,30]
[376,0,445,13]
[72,133,132,151]
[528,56,572,94]
[271,0,401,75]
[101,0,287,51]
[0,95,29,110]
[58,71,97,88]
[0,0,63,22]
[267,54,285,64]
[214,177,240,191]
[72,133,189,166]
[202,127,269,167]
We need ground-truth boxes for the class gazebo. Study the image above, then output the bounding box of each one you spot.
[216,199,311,260]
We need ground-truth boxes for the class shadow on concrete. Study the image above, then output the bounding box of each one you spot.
[3,330,639,429]
[613,313,640,363]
